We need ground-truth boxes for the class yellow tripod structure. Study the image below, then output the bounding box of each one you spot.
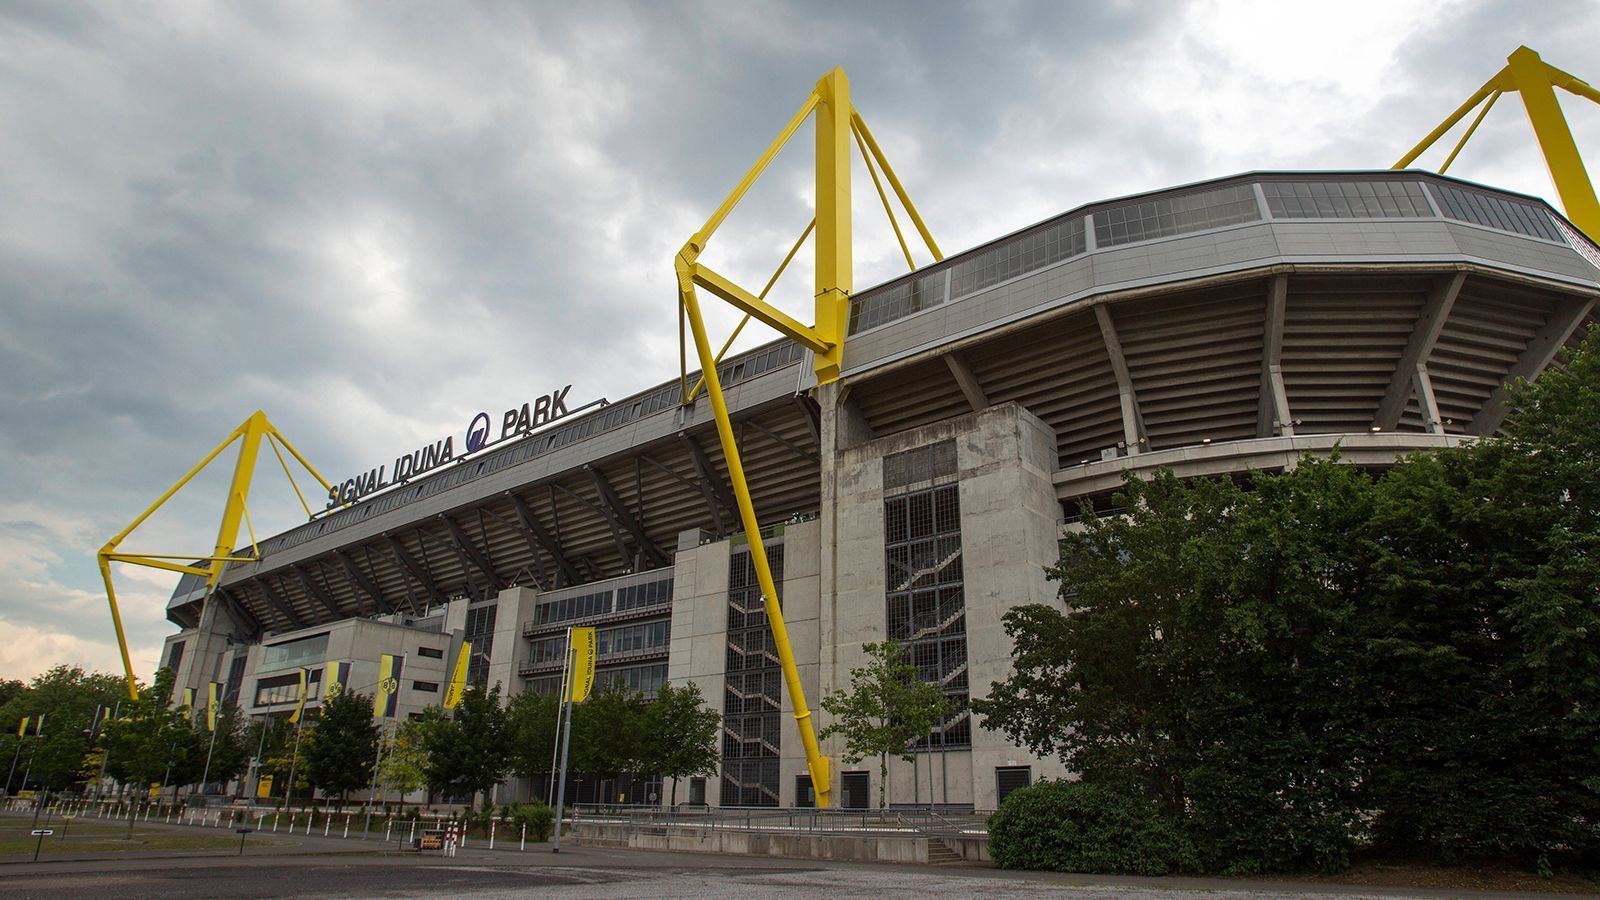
[1396,45,1600,239]
[98,410,336,699]
[676,67,942,809]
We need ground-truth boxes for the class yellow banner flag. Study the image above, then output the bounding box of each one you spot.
[373,654,404,719]
[206,682,221,733]
[183,687,195,709]
[289,668,309,725]
[567,627,596,703]
[15,717,25,738]
[443,641,472,710]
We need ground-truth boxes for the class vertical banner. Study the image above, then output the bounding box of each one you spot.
[325,661,352,700]
[566,627,596,703]
[33,714,44,736]
[182,688,195,709]
[289,667,309,725]
[443,641,472,710]
[15,717,25,738]
[206,682,221,733]
[373,654,404,719]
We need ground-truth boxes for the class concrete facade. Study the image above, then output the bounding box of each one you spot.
[154,170,1600,812]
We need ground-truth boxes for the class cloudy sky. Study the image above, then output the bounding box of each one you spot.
[2,0,1597,684]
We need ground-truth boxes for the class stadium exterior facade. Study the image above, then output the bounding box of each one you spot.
[160,170,1600,811]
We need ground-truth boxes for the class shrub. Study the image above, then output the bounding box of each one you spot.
[987,780,1198,875]
[503,801,556,842]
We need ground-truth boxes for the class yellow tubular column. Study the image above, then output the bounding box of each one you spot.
[678,265,832,808]
[813,67,852,385]
[1506,46,1600,238]
[208,412,268,588]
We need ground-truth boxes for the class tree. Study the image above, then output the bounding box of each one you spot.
[505,690,560,784]
[103,668,192,799]
[973,325,1600,874]
[304,690,378,803]
[0,665,128,793]
[569,681,646,800]
[190,703,251,794]
[421,684,511,806]
[378,718,428,812]
[974,462,1377,872]
[820,640,954,809]
[640,682,720,806]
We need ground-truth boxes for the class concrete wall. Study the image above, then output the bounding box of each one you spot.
[663,529,730,807]
[820,401,1070,810]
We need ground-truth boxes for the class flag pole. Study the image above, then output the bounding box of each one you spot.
[551,628,575,853]
[547,629,572,805]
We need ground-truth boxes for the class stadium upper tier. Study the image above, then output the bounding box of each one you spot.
[170,170,1600,637]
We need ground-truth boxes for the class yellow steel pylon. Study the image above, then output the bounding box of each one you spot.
[1396,45,1600,240]
[675,67,942,809]
[98,411,336,699]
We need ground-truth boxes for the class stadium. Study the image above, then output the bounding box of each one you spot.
[151,166,1600,812]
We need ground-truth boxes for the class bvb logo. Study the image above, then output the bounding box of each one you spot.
[326,683,343,699]
[382,677,399,694]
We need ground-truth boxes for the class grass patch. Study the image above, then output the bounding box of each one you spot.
[0,815,289,856]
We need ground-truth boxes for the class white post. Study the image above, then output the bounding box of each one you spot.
[520,822,526,851]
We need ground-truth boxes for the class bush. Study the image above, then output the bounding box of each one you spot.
[988,780,1198,876]
[502,801,556,842]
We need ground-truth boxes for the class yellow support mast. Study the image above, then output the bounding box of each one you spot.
[676,67,942,808]
[1396,45,1600,239]
[98,410,336,699]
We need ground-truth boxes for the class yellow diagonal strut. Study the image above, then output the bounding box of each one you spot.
[98,410,337,699]
[675,67,942,809]
[1396,45,1600,240]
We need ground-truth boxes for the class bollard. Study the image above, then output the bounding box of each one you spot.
[323,814,331,837]
[343,814,350,839]
[408,820,416,844]
[520,822,526,851]
[385,818,392,842]
[489,819,496,850]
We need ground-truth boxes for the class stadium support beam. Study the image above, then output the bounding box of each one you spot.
[442,515,501,590]
[679,434,739,537]
[585,466,670,568]
[97,409,336,699]
[1374,273,1465,433]
[673,67,943,808]
[1258,275,1294,438]
[214,586,262,640]
[743,417,818,464]
[943,350,988,413]
[257,577,304,631]
[1471,296,1597,434]
[386,534,445,606]
[507,492,580,588]
[295,564,342,620]
[1095,305,1146,453]
[336,549,389,615]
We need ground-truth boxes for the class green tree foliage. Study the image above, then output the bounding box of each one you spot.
[102,668,193,795]
[502,800,555,841]
[988,780,1198,875]
[304,690,379,801]
[640,682,721,806]
[0,665,128,793]
[421,684,511,804]
[569,681,646,793]
[378,718,429,809]
[976,322,1600,875]
[820,640,954,809]
[505,690,560,781]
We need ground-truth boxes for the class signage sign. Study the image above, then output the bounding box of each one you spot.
[325,386,577,509]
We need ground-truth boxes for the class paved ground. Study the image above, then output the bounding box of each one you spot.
[0,810,1590,899]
